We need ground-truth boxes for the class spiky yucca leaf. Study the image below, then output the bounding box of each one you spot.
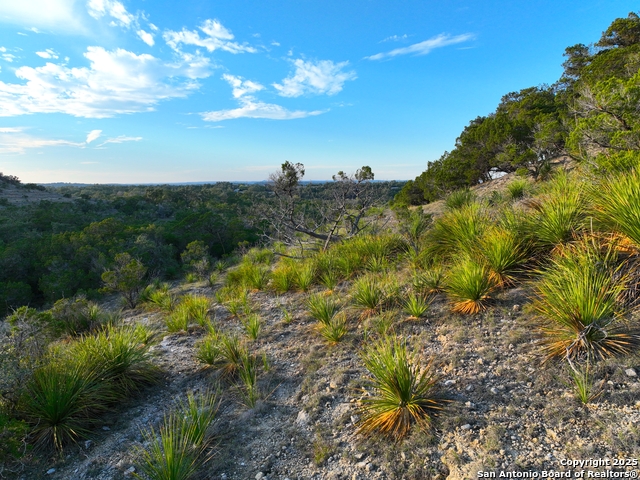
[532,239,639,361]
[295,262,315,292]
[444,257,497,314]
[317,312,348,344]
[477,227,529,286]
[403,294,431,319]
[426,202,489,259]
[357,336,446,440]
[306,293,341,325]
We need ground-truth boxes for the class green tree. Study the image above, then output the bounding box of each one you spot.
[101,253,147,308]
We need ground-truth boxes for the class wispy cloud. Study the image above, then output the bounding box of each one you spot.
[273,59,356,97]
[0,47,208,118]
[366,33,474,60]
[201,97,324,122]
[0,1,86,34]
[87,0,155,46]
[97,135,142,146]
[86,130,102,144]
[222,74,264,98]
[0,129,84,154]
[36,49,59,59]
[380,34,408,43]
[164,19,256,54]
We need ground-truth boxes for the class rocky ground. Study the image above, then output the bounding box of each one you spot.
[12,278,640,480]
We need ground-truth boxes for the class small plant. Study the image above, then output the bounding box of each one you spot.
[445,189,476,210]
[403,293,431,319]
[20,361,114,451]
[146,288,177,313]
[217,334,246,378]
[306,294,341,324]
[506,178,528,200]
[195,333,222,367]
[366,254,389,273]
[532,238,639,361]
[207,272,219,289]
[444,257,497,314]
[351,274,386,317]
[180,295,211,327]
[281,307,293,324]
[357,335,446,440]
[166,308,190,333]
[319,269,340,292]
[136,390,218,480]
[413,267,445,295]
[317,312,348,344]
[243,313,262,341]
[271,262,297,294]
[477,227,529,286]
[566,359,603,405]
[226,263,270,290]
[236,352,260,408]
[185,272,198,283]
[426,202,489,259]
[295,262,315,292]
[368,310,396,336]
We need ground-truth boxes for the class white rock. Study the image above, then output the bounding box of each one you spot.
[461,424,472,430]
[46,468,56,475]
[256,473,265,480]
[625,368,637,377]
[444,380,456,386]
[295,410,309,426]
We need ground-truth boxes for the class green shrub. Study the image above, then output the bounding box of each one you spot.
[242,313,262,341]
[294,262,315,292]
[445,189,475,210]
[591,167,640,249]
[351,274,387,317]
[426,202,489,259]
[412,267,445,295]
[48,296,108,337]
[532,238,638,361]
[225,263,270,290]
[317,312,348,344]
[236,352,260,408]
[271,261,297,294]
[20,361,114,451]
[506,178,529,200]
[357,336,445,439]
[136,390,218,480]
[444,257,497,314]
[476,227,529,286]
[306,294,341,325]
[403,293,431,319]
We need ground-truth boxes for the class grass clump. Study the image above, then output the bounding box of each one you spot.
[444,257,497,314]
[226,263,270,290]
[426,202,489,259]
[532,238,639,361]
[165,295,211,332]
[294,262,316,292]
[242,313,262,341]
[476,227,529,286]
[351,274,387,317]
[195,333,246,379]
[306,293,341,324]
[317,312,348,344]
[412,267,445,295]
[136,390,218,480]
[357,335,446,440]
[19,361,113,451]
[591,167,640,249]
[270,260,297,294]
[403,293,431,319]
[506,178,529,200]
[445,189,476,210]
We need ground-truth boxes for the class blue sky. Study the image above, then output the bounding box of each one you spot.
[0,1,637,183]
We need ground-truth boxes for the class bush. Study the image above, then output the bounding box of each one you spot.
[444,257,497,314]
[101,253,147,309]
[403,293,431,319]
[317,311,348,344]
[532,238,639,361]
[426,202,489,259]
[48,296,109,337]
[591,167,640,249]
[136,390,218,480]
[357,335,445,439]
[306,294,341,325]
[476,227,529,286]
[294,262,315,292]
[506,178,529,200]
[445,189,476,210]
[270,260,297,294]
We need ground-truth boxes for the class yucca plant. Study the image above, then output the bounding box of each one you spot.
[225,263,270,290]
[403,293,431,319]
[319,269,340,292]
[445,189,476,210]
[180,295,211,327]
[207,272,219,289]
[412,267,445,295]
[527,171,585,250]
[591,167,640,250]
[367,310,397,336]
[565,359,603,405]
[366,254,389,273]
[20,361,114,451]
[357,335,446,440]
[351,274,386,317]
[317,312,348,344]
[532,238,639,361]
[242,313,262,341]
[306,293,341,325]
[476,227,529,286]
[70,324,158,398]
[195,333,222,367]
[336,250,362,279]
[295,262,315,292]
[147,289,177,313]
[216,334,246,379]
[136,390,218,480]
[270,262,297,294]
[506,178,529,200]
[426,202,489,259]
[236,352,260,408]
[444,257,497,314]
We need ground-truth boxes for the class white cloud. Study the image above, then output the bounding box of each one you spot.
[0,46,206,118]
[36,49,59,59]
[381,34,408,43]
[98,135,142,145]
[85,129,101,143]
[87,0,134,26]
[0,47,6,52]
[2,54,15,62]
[201,96,324,121]
[164,19,256,54]
[221,74,264,98]
[271,41,280,47]
[136,29,154,46]
[0,129,84,154]
[0,127,22,133]
[273,59,356,98]
[0,1,86,34]
[366,33,474,60]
